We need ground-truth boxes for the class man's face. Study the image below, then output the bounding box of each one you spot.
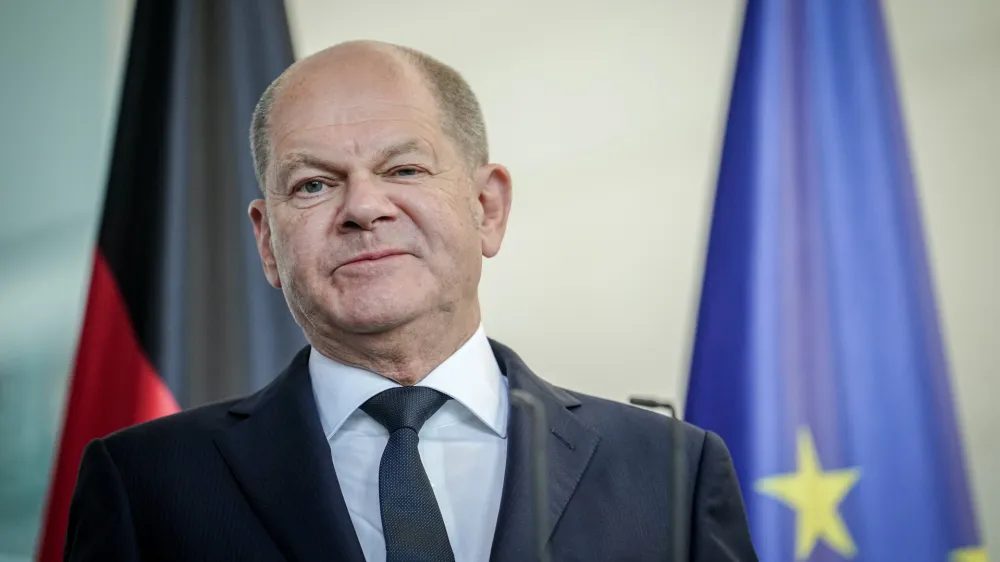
[249,51,510,339]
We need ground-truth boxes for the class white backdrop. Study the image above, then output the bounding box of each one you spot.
[284,0,1000,551]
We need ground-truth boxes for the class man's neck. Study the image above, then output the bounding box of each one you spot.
[309,306,483,386]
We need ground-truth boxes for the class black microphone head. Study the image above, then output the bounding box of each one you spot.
[628,396,678,419]
[628,396,662,408]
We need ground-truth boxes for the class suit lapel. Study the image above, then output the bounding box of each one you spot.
[213,347,366,562]
[489,340,600,562]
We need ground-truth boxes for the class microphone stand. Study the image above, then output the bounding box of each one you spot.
[510,389,551,562]
[629,396,686,562]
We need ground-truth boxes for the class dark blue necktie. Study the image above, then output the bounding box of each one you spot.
[361,387,456,562]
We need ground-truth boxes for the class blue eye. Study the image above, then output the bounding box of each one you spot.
[392,167,419,177]
[300,180,326,193]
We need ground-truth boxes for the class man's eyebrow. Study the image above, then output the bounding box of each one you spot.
[274,139,432,187]
[275,153,338,188]
[372,139,431,165]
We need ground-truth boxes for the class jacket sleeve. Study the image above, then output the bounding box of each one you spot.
[689,430,758,561]
[64,438,141,562]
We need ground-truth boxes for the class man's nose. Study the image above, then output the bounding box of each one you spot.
[337,174,396,232]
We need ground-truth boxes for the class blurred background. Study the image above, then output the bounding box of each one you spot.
[0,1,997,561]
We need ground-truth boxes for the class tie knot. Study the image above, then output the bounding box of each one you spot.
[361,387,450,434]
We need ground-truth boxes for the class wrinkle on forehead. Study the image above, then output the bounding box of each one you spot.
[271,102,442,147]
[274,134,443,187]
[268,119,459,192]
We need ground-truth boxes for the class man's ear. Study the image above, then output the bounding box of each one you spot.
[248,199,282,288]
[474,164,513,258]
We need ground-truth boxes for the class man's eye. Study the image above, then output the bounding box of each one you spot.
[391,167,420,177]
[298,180,327,194]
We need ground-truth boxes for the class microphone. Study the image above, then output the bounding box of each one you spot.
[629,395,686,562]
[510,389,550,562]
[627,396,676,418]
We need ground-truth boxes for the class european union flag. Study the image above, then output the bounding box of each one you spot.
[684,1,986,561]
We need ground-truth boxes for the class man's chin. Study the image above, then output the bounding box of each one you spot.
[338,319,403,335]
[332,306,418,336]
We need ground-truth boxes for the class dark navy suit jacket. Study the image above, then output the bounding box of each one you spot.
[65,340,757,561]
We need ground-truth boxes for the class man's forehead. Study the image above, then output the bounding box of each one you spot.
[287,41,408,79]
[274,97,435,130]
[274,48,432,117]
[276,136,434,166]
[270,77,439,143]
[270,102,444,161]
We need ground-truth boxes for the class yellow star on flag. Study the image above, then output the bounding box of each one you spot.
[951,546,989,562]
[755,427,861,560]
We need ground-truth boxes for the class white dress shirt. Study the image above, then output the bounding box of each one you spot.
[309,325,508,562]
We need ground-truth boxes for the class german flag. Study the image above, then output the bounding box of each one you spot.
[36,2,302,560]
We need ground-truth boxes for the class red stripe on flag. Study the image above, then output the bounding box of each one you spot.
[36,251,180,562]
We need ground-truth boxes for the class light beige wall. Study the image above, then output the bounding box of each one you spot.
[286,0,1000,551]
[883,0,1000,552]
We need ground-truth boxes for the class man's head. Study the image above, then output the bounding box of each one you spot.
[250,43,490,190]
[247,41,511,355]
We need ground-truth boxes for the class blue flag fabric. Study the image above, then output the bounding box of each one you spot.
[684,1,985,561]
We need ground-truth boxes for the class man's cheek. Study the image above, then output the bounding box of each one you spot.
[273,232,306,277]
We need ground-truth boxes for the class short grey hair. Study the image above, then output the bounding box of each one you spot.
[249,46,489,192]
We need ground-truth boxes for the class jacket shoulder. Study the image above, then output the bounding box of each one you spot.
[99,396,242,454]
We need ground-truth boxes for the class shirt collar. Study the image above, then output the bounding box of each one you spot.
[309,324,507,440]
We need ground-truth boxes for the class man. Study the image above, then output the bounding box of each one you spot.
[64,41,756,561]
